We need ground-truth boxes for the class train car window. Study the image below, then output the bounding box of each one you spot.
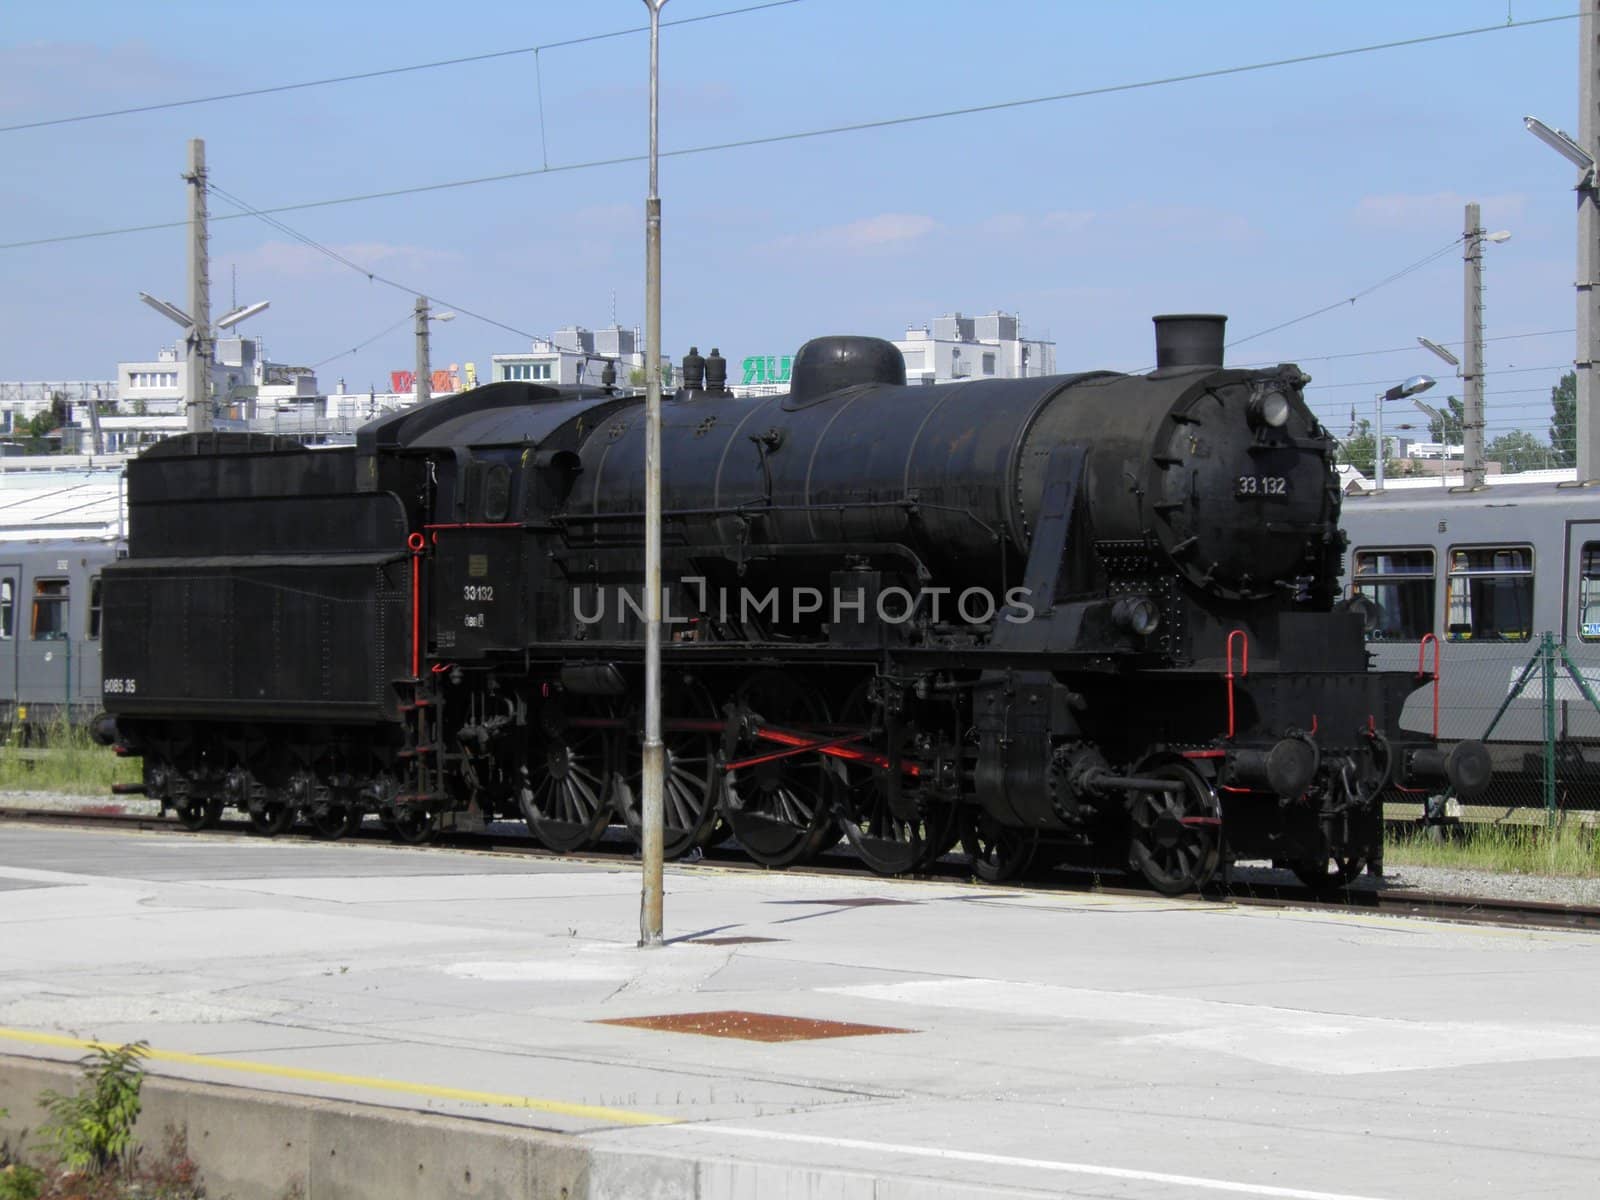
[31,579,68,641]
[1581,544,1600,642]
[87,575,103,640]
[482,464,512,522]
[1446,545,1533,642]
[0,579,12,639]
[1351,549,1434,641]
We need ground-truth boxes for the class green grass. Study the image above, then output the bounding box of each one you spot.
[0,722,139,796]
[1386,822,1600,878]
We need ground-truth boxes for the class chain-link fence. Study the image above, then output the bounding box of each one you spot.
[1380,633,1600,827]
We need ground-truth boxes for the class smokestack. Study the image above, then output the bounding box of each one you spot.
[1153,314,1226,371]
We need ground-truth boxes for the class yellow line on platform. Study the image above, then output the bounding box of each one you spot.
[0,1027,675,1126]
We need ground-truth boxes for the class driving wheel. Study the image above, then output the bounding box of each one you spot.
[721,671,839,867]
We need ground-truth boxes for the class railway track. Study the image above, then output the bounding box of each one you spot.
[4,803,1599,934]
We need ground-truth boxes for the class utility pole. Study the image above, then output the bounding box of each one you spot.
[639,0,668,949]
[1581,1,1600,481]
[414,296,432,407]
[184,138,212,433]
[1462,202,1487,489]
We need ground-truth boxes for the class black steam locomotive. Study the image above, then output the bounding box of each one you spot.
[95,315,1490,893]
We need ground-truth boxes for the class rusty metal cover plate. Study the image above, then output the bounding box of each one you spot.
[685,935,785,945]
[596,1009,911,1042]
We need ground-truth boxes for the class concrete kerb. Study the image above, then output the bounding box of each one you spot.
[0,1052,1028,1200]
[0,1053,590,1200]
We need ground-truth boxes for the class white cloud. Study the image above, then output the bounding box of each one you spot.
[226,240,458,280]
[762,212,939,255]
[1354,191,1527,229]
[1041,210,1096,233]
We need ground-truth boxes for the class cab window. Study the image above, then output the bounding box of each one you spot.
[87,575,103,640]
[31,579,68,640]
[1446,546,1533,642]
[1352,549,1434,641]
[482,464,512,522]
[0,579,12,639]
[1580,543,1600,641]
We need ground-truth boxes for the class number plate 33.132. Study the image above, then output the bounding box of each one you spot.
[1235,475,1288,498]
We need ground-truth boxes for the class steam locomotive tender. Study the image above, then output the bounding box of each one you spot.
[96,314,1490,893]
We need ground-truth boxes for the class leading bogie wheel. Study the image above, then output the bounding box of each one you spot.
[1126,759,1222,895]
[721,671,840,868]
[1292,855,1367,892]
[960,812,1038,883]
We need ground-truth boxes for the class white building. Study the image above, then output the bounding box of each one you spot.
[492,325,670,390]
[0,381,117,435]
[116,336,318,418]
[893,312,1055,385]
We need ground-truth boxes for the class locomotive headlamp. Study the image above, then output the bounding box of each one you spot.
[1112,595,1160,637]
[1248,389,1291,430]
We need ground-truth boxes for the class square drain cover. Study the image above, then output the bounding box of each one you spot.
[597,1009,910,1042]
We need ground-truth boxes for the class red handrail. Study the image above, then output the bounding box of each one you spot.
[407,532,426,678]
[1417,632,1441,739]
[1225,629,1249,739]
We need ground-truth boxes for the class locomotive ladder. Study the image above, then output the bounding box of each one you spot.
[396,675,450,808]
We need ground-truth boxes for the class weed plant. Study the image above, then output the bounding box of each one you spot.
[0,716,138,796]
[1386,821,1600,878]
[0,1043,209,1199]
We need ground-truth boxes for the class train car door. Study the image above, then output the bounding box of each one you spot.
[1566,519,1600,743]
[0,561,17,725]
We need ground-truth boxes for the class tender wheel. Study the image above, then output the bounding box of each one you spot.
[721,672,839,868]
[960,812,1037,883]
[519,698,619,852]
[308,804,362,840]
[1126,759,1222,895]
[1292,855,1367,892]
[172,796,223,832]
[835,683,957,876]
[388,805,438,845]
[615,677,721,859]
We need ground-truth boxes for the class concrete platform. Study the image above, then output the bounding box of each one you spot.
[1,823,1598,1199]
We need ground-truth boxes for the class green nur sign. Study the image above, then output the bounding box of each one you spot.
[742,355,793,386]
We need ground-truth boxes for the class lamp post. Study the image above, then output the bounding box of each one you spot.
[639,0,668,949]
[139,291,269,424]
[1376,374,1436,491]
[1527,31,1600,479]
[413,297,455,406]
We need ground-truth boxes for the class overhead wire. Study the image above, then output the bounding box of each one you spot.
[1226,237,1467,350]
[311,313,415,369]
[0,11,1577,252]
[0,0,806,135]
[206,182,541,342]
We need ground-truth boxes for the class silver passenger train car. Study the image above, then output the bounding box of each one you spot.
[1338,479,1599,809]
[0,538,123,733]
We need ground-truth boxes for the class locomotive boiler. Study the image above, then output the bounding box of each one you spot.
[95,314,1490,893]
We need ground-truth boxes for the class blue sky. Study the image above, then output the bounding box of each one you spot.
[0,0,1585,444]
